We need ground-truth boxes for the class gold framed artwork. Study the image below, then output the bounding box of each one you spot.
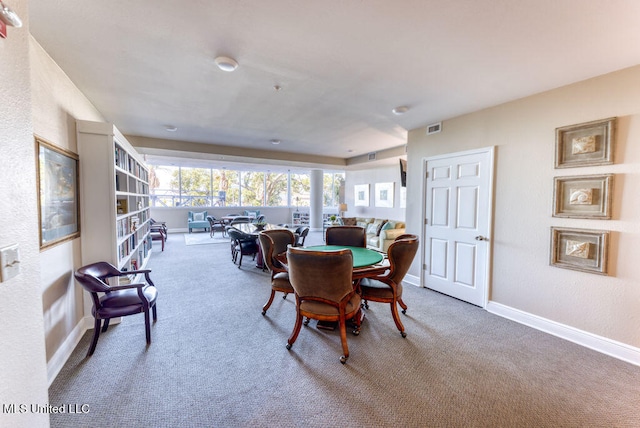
[36,136,80,249]
[554,117,616,168]
[552,174,613,219]
[550,227,609,275]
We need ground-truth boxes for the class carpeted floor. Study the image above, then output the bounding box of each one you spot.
[48,231,640,427]
[184,231,229,245]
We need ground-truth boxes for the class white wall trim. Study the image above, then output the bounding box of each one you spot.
[487,301,640,367]
[47,317,92,386]
[404,273,421,287]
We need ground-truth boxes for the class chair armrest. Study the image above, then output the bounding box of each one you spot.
[109,282,146,292]
[380,228,406,241]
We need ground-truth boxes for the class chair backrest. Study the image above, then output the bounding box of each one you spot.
[325,226,366,247]
[395,233,418,241]
[287,247,353,304]
[230,216,251,225]
[74,261,121,293]
[386,236,419,284]
[296,227,310,246]
[261,229,294,255]
[226,227,247,241]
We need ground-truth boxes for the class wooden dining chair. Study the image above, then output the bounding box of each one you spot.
[325,225,366,247]
[286,247,360,364]
[258,229,295,315]
[359,235,418,337]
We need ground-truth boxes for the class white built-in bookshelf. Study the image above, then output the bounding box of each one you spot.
[76,120,152,279]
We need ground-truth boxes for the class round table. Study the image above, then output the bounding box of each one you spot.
[304,245,384,268]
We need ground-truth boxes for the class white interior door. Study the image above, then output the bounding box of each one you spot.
[423,148,493,307]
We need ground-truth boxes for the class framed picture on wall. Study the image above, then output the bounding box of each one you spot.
[374,182,394,208]
[550,227,609,275]
[552,174,613,219]
[36,136,80,249]
[354,184,369,206]
[555,117,616,168]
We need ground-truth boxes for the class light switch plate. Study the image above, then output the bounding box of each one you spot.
[0,244,20,282]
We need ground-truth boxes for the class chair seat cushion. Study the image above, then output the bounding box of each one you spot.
[95,286,157,318]
[273,273,293,291]
[300,293,361,317]
[360,278,403,300]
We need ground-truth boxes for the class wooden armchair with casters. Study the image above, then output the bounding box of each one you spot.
[359,235,418,337]
[74,262,158,357]
[325,225,366,247]
[258,229,295,315]
[286,247,360,364]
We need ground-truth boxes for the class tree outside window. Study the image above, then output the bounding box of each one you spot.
[265,172,288,206]
[175,167,211,207]
[149,165,180,207]
[290,173,310,207]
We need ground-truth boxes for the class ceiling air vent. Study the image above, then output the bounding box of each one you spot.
[368,152,377,161]
[427,122,442,135]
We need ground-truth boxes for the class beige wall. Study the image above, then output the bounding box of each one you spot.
[406,65,640,348]
[30,38,104,372]
[0,1,49,426]
[345,162,406,221]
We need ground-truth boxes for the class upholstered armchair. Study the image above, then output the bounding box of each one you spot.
[188,211,209,233]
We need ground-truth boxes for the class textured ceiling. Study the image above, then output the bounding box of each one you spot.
[29,0,640,163]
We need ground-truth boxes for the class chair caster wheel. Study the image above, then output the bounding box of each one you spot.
[303,319,310,326]
[402,309,407,314]
[286,343,292,350]
[352,329,360,336]
[340,356,347,364]
[261,311,266,316]
[401,331,407,338]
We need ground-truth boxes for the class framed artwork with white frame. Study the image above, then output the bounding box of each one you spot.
[374,182,394,208]
[354,184,369,207]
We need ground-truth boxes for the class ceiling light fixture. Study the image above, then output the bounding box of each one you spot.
[270,139,281,145]
[392,106,409,115]
[165,125,177,132]
[214,56,238,72]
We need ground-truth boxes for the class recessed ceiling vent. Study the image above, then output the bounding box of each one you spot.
[368,152,377,161]
[427,122,442,135]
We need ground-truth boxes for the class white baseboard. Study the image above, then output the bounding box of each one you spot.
[47,316,92,386]
[487,301,640,367]
[404,273,420,287]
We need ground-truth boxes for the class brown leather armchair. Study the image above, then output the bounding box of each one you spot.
[359,235,418,337]
[258,229,295,315]
[286,247,360,364]
[74,262,158,357]
[325,225,366,247]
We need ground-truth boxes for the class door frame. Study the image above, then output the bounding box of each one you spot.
[419,146,495,308]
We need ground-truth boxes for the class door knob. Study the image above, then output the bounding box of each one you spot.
[475,235,488,241]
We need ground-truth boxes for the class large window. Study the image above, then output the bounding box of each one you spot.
[148,165,335,209]
[290,173,310,208]
[324,172,345,207]
[179,167,211,207]
[149,165,180,207]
